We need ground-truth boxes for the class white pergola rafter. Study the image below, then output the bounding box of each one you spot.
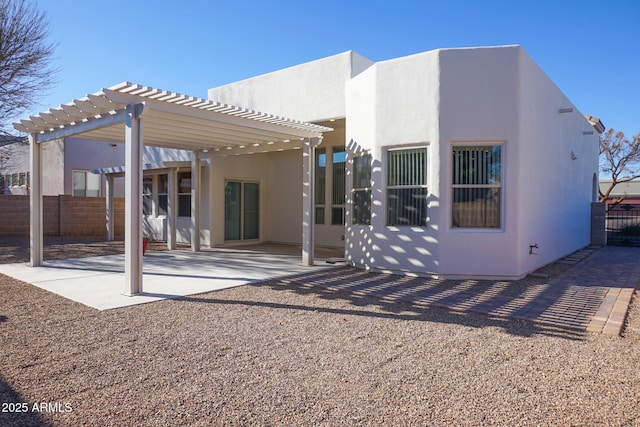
[15,82,331,296]
[14,82,330,148]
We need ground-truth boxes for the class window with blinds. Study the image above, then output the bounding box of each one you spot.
[451,145,501,228]
[331,147,346,225]
[314,148,326,225]
[386,147,428,226]
[352,154,372,225]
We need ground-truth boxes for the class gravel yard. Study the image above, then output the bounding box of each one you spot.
[1,239,639,426]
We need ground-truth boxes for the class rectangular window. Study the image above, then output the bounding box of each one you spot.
[451,145,502,228]
[143,176,153,216]
[158,174,168,217]
[19,173,26,186]
[314,148,326,225]
[178,171,191,217]
[12,173,19,187]
[352,154,372,225]
[387,147,428,226]
[72,170,101,197]
[331,146,346,225]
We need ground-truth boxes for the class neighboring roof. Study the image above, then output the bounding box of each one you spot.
[13,82,332,154]
[584,114,605,134]
[0,135,27,147]
[599,179,640,197]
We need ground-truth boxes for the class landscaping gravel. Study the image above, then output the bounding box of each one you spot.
[0,239,639,426]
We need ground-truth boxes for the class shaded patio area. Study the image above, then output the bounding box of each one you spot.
[0,243,343,310]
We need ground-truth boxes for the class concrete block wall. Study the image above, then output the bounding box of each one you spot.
[0,195,30,236]
[0,195,125,238]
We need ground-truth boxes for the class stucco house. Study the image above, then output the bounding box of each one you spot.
[1,136,29,195]
[15,44,602,294]
[207,45,601,279]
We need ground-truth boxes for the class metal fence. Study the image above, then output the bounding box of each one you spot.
[606,204,640,246]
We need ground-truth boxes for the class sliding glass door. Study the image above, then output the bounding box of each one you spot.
[225,181,259,241]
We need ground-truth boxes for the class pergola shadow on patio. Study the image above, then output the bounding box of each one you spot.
[14,82,332,296]
[0,244,344,310]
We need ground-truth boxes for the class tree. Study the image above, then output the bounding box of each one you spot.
[0,0,56,134]
[599,128,640,203]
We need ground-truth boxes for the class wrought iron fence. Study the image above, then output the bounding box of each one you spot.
[606,204,640,246]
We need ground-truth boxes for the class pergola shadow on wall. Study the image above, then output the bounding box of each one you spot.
[14,82,331,295]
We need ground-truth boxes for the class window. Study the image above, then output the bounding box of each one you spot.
[386,147,428,226]
[331,147,346,225]
[451,145,501,228]
[178,171,191,217]
[314,148,326,225]
[19,173,26,186]
[72,170,101,197]
[352,154,372,225]
[158,174,168,216]
[11,173,18,186]
[143,177,153,216]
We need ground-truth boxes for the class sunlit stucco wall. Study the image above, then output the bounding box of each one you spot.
[345,46,597,279]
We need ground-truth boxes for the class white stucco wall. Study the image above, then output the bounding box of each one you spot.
[208,51,374,122]
[344,45,598,279]
[437,46,521,278]
[515,48,599,274]
[345,49,441,275]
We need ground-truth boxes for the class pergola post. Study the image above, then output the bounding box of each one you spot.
[29,133,43,266]
[167,168,177,250]
[191,152,201,252]
[105,174,115,241]
[124,103,144,295]
[302,137,321,266]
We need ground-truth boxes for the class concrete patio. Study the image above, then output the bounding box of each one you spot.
[0,244,343,310]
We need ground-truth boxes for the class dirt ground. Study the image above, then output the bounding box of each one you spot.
[0,238,639,426]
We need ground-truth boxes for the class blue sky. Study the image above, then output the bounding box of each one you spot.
[24,0,640,137]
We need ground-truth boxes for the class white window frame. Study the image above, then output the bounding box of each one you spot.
[72,170,101,197]
[450,142,503,230]
[385,145,429,227]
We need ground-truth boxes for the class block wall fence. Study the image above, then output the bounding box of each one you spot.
[0,195,125,238]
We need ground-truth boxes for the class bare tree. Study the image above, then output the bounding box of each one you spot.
[599,128,640,203]
[0,0,56,134]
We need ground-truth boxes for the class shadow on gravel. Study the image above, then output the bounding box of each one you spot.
[0,315,6,322]
[0,376,52,427]
[251,267,591,340]
[176,281,586,341]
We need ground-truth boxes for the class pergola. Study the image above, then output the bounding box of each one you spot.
[14,82,332,295]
